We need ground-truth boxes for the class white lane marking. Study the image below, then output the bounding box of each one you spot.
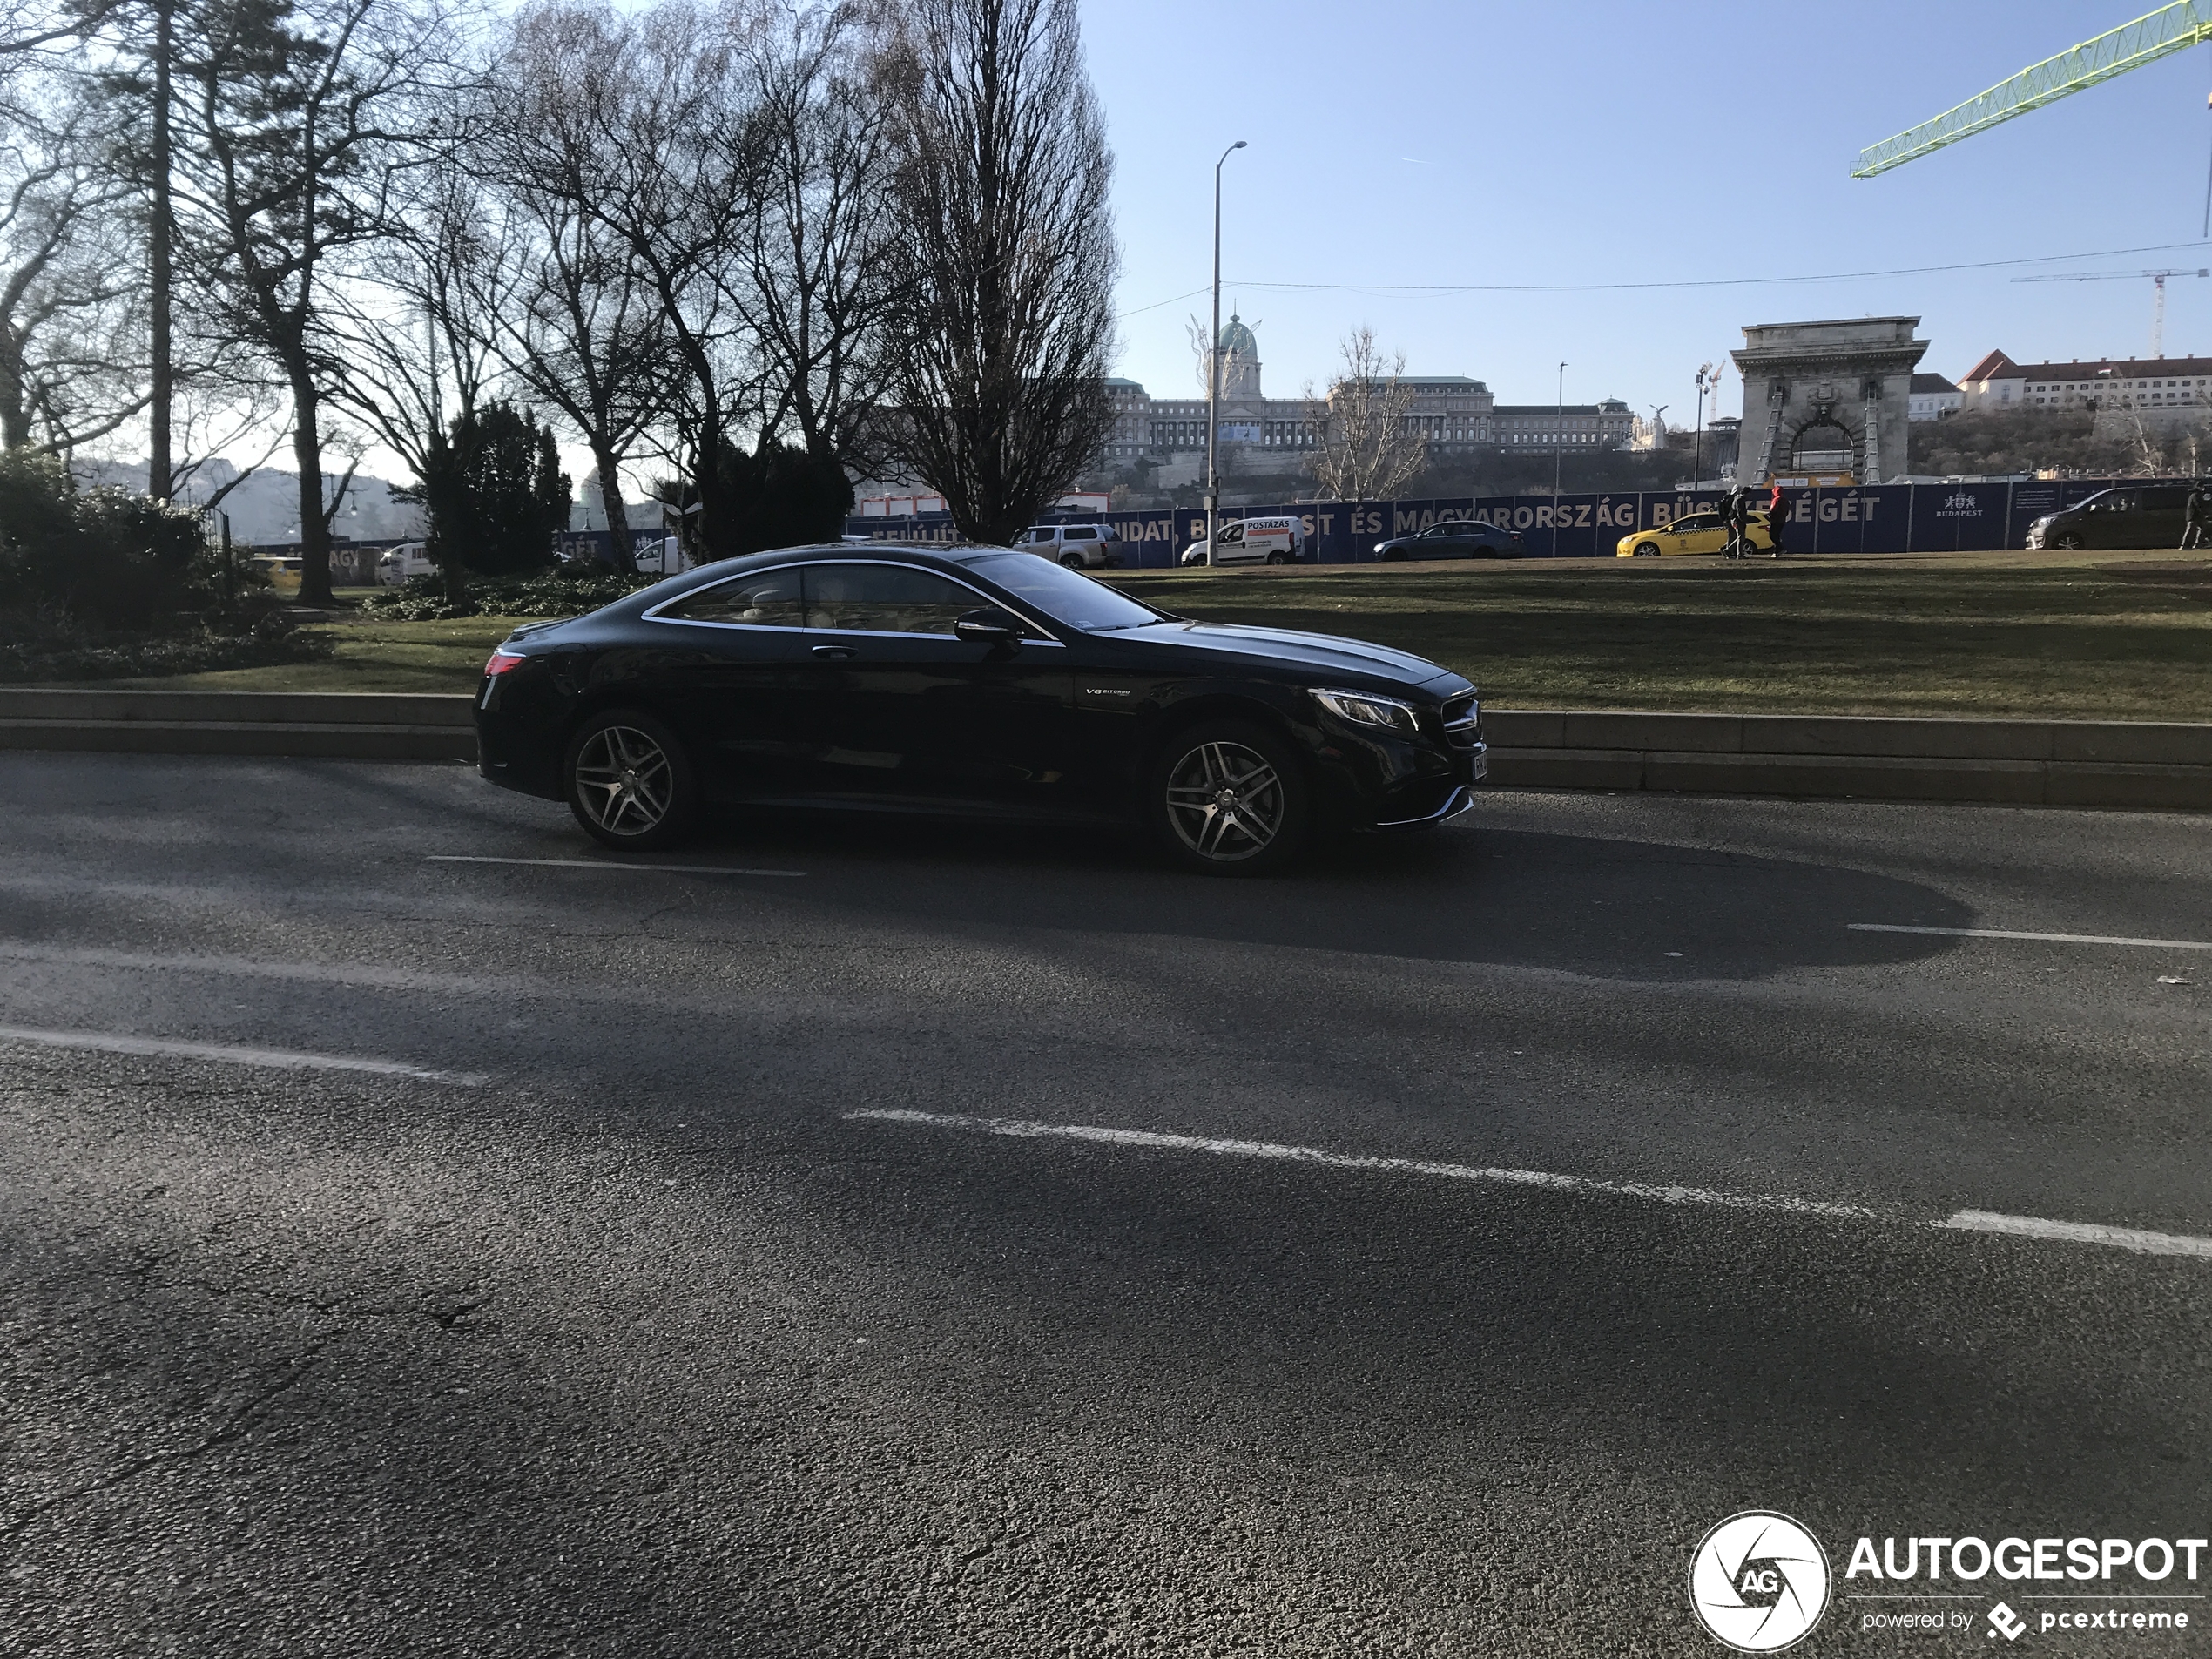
[847,1110,2212,1261]
[1851,922,2212,951]
[428,855,806,877]
[1943,1210,2212,1258]
[842,1109,1878,1221]
[0,1024,487,1086]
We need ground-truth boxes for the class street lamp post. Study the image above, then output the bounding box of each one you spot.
[1205,139,1246,563]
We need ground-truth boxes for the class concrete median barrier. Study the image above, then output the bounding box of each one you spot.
[3,691,2209,809]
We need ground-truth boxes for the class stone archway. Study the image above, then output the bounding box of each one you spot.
[1789,417,1858,475]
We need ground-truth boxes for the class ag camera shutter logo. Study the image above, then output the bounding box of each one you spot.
[1689,1511,1831,1651]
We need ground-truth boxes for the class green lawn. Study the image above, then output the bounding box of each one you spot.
[84,614,534,694]
[1107,550,2212,720]
[57,548,2212,720]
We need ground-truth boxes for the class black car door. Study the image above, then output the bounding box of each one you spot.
[639,566,808,800]
[2088,489,2138,549]
[786,561,1078,813]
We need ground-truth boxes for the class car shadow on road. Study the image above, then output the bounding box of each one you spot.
[664,805,1975,983]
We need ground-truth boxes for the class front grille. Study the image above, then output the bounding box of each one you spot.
[1440,693,1481,749]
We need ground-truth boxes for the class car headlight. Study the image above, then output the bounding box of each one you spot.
[1311,686,1420,734]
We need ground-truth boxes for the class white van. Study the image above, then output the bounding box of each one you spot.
[1181,516,1305,567]
[631,536,694,576]
[376,543,435,584]
[1014,522,1123,569]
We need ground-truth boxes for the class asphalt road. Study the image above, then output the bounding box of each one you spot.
[2,752,2208,1656]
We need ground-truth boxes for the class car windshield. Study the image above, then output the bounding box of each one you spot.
[963,552,1164,631]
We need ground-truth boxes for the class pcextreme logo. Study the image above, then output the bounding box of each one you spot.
[1689,1512,1832,1652]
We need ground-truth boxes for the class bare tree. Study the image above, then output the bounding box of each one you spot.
[880,0,1116,545]
[325,154,503,492]
[1305,326,1426,501]
[735,1,900,474]
[0,90,147,455]
[580,0,760,560]
[175,0,449,603]
[474,2,668,570]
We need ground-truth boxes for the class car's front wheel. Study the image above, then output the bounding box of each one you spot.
[1632,542,1662,557]
[1147,720,1310,876]
[2054,533,2084,550]
[563,709,699,851]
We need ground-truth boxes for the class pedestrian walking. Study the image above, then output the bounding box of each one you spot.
[1724,487,1749,559]
[2183,482,2208,550]
[1765,482,1787,557]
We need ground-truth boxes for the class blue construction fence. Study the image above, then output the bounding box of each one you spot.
[845,479,2145,564]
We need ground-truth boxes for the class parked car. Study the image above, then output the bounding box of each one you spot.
[2024,485,2192,550]
[473,542,1485,875]
[1373,519,1521,561]
[1181,516,1305,566]
[376,543,435,584]
[1014,522,1123,569]
[1616,510,1776,557]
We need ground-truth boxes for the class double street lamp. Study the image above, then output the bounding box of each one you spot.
[1205,138,1246,562]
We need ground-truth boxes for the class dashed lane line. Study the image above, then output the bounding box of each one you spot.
[0,1025,488,1086]
[428,855,806,877]
[845,1109,2212,1261]
[1850,922,2212,951]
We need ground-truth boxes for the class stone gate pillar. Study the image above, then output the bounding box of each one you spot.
[1732,317,1928,485]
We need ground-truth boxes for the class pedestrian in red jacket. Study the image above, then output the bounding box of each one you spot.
[1766,482,1787,557]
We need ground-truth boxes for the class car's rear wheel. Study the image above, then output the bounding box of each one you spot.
[1265,550,1288,565]
[1059,551,1085,569]
[1147,720,1310,876]
[1633,542,1662,557]
[564,709,699,851]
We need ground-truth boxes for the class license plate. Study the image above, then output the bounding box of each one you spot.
[1470,753,1488,781]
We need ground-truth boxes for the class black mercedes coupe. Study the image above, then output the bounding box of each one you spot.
[473,543,1486,875]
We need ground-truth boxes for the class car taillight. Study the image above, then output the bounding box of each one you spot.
[483,650,527,677]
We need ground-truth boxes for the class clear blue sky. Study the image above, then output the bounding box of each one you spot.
[1083,0,2212,422]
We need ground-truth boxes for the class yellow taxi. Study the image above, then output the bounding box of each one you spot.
[1615,510,1775,557]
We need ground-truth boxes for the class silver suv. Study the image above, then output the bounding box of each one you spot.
[1014,522,1123,570]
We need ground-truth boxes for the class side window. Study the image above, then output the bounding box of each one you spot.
[801,563,981,636]
[1064,527,1096,542]
[660,569,802,627]
[2108,491,2138,512]
[2146,487,2189,510]
[1218,523,1244,544]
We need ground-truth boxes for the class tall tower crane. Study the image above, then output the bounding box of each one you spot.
[1852,1,2212,178]
[2013,267,2211,356]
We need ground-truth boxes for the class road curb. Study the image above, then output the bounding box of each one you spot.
[3,691,2209,809]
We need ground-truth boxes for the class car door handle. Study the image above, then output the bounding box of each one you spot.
[810,644,857,659]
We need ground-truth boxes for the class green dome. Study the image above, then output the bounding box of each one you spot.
[1217,314,1258,359]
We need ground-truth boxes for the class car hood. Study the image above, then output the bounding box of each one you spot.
[1116,620,1461,688]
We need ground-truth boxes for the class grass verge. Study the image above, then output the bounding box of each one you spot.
[1109,550,2212,720]
[32,549,2212,720]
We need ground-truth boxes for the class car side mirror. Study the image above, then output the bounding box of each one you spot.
[955,607,1022,646]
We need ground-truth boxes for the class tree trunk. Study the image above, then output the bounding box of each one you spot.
[291,376,334,604]
[593,448,635,571]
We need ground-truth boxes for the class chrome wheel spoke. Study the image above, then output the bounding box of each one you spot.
[1164,739,1285,863]
[576,726,671,835]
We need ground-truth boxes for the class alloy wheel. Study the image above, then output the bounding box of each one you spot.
[571,724,674,837]
[1163,739,1285,862]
